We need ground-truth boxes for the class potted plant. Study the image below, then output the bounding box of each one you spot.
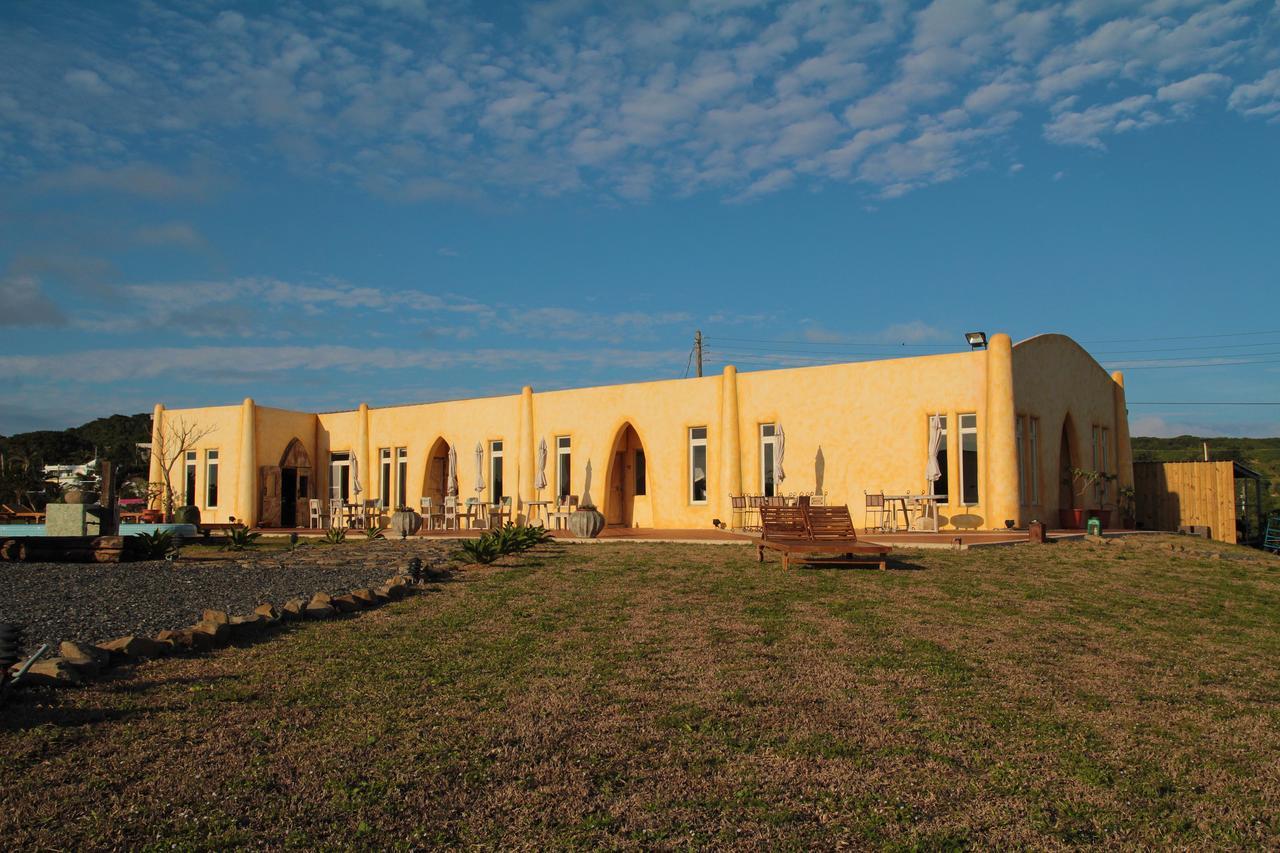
[390,506,422,539]
[1063,467,1117,529]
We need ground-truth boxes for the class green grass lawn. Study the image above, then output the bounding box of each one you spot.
[3,536,1279,848]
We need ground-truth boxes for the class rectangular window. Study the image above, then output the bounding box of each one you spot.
[1091,426,1102,504]
[929,415,949,500]
[689,426,708,504]
[959,414,978,505]
[184,450,198,506]
[379,447,392,507]
[1029,417,1040,503]
[760,423,777,497]
[330,452,351,501]
[490,441,504,502]
[396,447,408,508]
[556,436,571,498]
[634,449,646,496]
[1016,417,1027,506]
[205,449,219,508]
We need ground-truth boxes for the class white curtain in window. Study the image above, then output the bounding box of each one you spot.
[775,423,786,483]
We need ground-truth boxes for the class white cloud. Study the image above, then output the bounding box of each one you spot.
[1228,68,1280,118]
[64,69,111,95]
[134,222,205,248]
[1156,72,1231,103]
[0,275,66,326]
[1043,94,1163,148]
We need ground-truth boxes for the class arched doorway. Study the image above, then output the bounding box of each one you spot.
[604,423,649,528]
[262,438,312,528]
[1057,415,1078,522]
[422,437,453,509]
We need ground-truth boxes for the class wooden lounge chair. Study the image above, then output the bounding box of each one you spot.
[758,504,891,571]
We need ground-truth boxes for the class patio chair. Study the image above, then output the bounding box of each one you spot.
[329,498,346,530]
[863,491,888,532]
[420,497,438,531]
[488,496,512,528]
[729,495,747,531]
[460,497,482,529]
[442,496,459,531]
[547,495,577,530]
[308,498,325,529]
[364,499,383,529]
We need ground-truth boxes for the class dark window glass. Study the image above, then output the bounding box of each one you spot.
[635,449,646,495]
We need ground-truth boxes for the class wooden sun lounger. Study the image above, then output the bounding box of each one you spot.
[758,504,891,571]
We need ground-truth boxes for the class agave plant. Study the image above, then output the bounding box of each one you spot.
[130,529,179,561]
[322,527,348,545]
[220,526,261,552]
[363,525,387,541]
[457,535,503,564]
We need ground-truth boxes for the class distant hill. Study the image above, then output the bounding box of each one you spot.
[1131,435,1279,514]
[1,414,152,505]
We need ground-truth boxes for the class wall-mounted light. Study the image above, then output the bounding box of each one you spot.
[965,331,988,350]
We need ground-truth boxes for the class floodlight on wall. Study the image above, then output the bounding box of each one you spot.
[965,331,988,350]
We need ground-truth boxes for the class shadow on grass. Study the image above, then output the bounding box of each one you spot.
[0,673,245,732]
[792,557,927,572]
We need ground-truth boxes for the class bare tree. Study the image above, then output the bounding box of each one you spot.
[148,416,215,520]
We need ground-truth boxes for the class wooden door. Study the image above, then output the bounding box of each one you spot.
[609,450,626,525]
[260,465,282,528]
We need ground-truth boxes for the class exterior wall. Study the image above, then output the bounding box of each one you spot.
[153,331,1130,531]
[1133,461,1238,544]
[150,403,245,523]
[1011,334,1133,527]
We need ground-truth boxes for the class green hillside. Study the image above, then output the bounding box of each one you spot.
[0,413,151,508]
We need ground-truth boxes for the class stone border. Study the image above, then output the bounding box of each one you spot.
[7,571,426,690]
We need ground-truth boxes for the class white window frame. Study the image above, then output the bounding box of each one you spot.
[1029,417,1040,504]
[759,423,778,497]
[958,414,978,506]
[1016,417,1027,506]
[205,449,220,509]
[556,436,571,498]
[396,447,408,508]
[329,452,351,501]
[689,426,708,505]
[490,440,504,503]
[379,447,392,508]
[184,450,198,506]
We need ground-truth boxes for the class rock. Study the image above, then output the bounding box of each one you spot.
[201,609,230,625]
[280,599,306,620]
[372,588,393,603]
[60,640,111,668]
[253,603,280,621]
[331,594,360,613]
[156,629,196,650]
[229,614,266,632]
[97,635,170,660]
[380,584,405,600]
[16,657,83,687]
[351,588,377,607]
[388,575,411,587]
[190,620,231,647]
[304,601,336,620]
[310,592,333,606]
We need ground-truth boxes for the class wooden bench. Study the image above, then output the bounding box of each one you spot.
[758,504,891,571]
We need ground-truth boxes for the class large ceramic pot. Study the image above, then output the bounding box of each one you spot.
[63,489,99,505]
[1058,508,1085,529]
[390,509,422,539]
[174,505,201,525]
[567,506,606,538]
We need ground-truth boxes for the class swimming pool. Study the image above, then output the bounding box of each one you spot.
[0,523,199,538]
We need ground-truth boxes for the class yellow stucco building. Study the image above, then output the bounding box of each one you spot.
[148,333,1134,532]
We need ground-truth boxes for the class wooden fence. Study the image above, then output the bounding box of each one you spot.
[1133,461,1237,544]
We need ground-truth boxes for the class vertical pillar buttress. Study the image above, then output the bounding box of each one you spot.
[719,365,742,518]
[984,333,1021,527]
[1112,371,1134,492]
[238,397,257,527]
[356,402,370,502]
[148,403,165,509]
[518,386,535,518]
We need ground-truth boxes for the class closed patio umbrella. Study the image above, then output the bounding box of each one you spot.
[926,416,943,485]
[473,441,485,495]
[446,444,458,497]
[350,452,362,497]
[535,438,548,492]
[775,423,786,484]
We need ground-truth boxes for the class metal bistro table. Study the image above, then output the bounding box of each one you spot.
[882,494,941,532]
[526,500,551,527]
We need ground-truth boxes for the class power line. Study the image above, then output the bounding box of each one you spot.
[1103,350,1280,365]
[1128,401,1280,405]
[1111,357,1280,370]
[1081,328,1280,344]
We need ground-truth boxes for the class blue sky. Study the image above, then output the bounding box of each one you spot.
[1,0,1278,437]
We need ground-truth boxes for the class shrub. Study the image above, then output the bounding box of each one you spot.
[322,527,347,545]
[363,525,387,541]
[129,529,178,561]
[458,535,503,564]
[220,527,261,551]
[456,523,551,564]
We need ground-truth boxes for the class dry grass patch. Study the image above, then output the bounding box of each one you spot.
[2,535,1279,848]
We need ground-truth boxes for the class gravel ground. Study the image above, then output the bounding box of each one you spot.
[0,539,458,653]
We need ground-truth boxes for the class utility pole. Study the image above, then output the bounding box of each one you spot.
[695,330,703,378]
[1203,441,1209,462]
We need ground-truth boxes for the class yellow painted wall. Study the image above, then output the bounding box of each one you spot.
[154,331,1130,531]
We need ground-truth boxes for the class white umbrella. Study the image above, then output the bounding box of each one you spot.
[351,452,362,497]
[535,437,549,491]
[446,444,458,496]
[926,415,943,484]
[775,423,786,483]
[473,441,485,495]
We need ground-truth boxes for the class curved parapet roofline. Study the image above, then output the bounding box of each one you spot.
[1013,333,1115,381]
